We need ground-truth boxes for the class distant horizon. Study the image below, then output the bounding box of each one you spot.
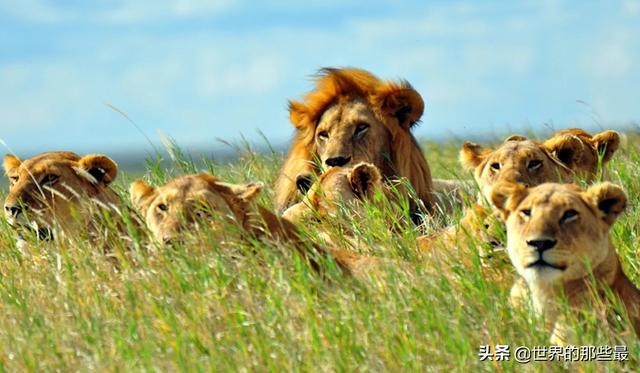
[3,118,638,163]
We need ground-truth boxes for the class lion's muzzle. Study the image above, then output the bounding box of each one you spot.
[4,202,24,219]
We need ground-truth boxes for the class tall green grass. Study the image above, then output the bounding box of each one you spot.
[0,136,638,371]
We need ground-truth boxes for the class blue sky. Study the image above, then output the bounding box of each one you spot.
[1,0,639,155]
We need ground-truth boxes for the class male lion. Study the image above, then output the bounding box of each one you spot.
[491,182,640,344]
[274,67,434,216]
[3,151,124,247]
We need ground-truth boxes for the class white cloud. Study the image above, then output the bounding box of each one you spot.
[196,54,284,98]
[0,0,237,24]
[623,0,640,16]
[100,0,236,23]
[0,63,89,133]
[1,0,639,153]
[0,0,74,23]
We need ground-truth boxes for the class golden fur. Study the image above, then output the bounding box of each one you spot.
[130,174,263,244]
[492,182,640,344]
[544,128,620,179]
[461,135,576,203]
[275,67,434,215]
[282,162,383,223]
[417,203,505,263]
[131,173,399,279]
[460,130,620,203]
[422,130,622,262]
[3,152,121,244]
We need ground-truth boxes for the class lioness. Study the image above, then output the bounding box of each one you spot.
[3,152,126,247]
[131,173,401,279]
[282,162,383,224]
[129,174,263,244]
[428,130,623,256]
[491,182,640,344]
[275,67,434,216]
[460,129,620,203]
[544,128,620,180]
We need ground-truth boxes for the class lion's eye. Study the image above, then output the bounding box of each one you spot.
[157,203,168,212]
[560,209,578,224]
[520,209,531,217]
[193,205,210,218]
[9,176,18,184]
[318,131,329,140]
[354,123,370,139]
[528,160,542,171]
[40,174,59,186]
[490,163,501,171]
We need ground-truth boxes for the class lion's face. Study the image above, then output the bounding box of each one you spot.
[3,152,119,239]
[314,98,392,170]
[282,163,382,223]
[492,182,626,286]
[545,129,620,179]
[276,67,433,213]
[461,131,621,204]
[130,174,262,244]
[461,136,582,202]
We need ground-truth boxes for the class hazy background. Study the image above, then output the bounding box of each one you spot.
[1,0,639,159]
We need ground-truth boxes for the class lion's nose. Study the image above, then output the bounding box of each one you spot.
[4,204,23,217]
[325,156,351,167]
[527,238,557,253]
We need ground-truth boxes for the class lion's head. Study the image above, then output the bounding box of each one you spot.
[275,67,433,214]
[460,130,619,202]
[130,174,263,244]
[282,162,382,223]
[3,152,120,240]
[491,182,626,286]
[544,128,620,179]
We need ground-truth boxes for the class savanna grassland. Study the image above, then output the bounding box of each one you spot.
[0,135,639,372]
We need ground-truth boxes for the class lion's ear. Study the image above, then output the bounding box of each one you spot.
[584,182,627,225]
[77,154,118,185]
[219,181,264,204]
[460,141,489,169]
[375,84,424,130]
[349,162,382,199]
[592,130,620,163]
[3,154,21,175]
[295,174,313,195]
[504,134,527,142]
[543,134,585,169]
[490,182,527,220]
[288,100,309,130]
[130,180,157,213]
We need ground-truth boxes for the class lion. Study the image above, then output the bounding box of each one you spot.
[544,128,620,180]
[3,151,125,247]
[491,181,640,344]
[460,129,620,204]
[129,174,264,244]
[274,67,434,217]
[282,162,383,224]
[422,130,621,260]
[131,173,406,280]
